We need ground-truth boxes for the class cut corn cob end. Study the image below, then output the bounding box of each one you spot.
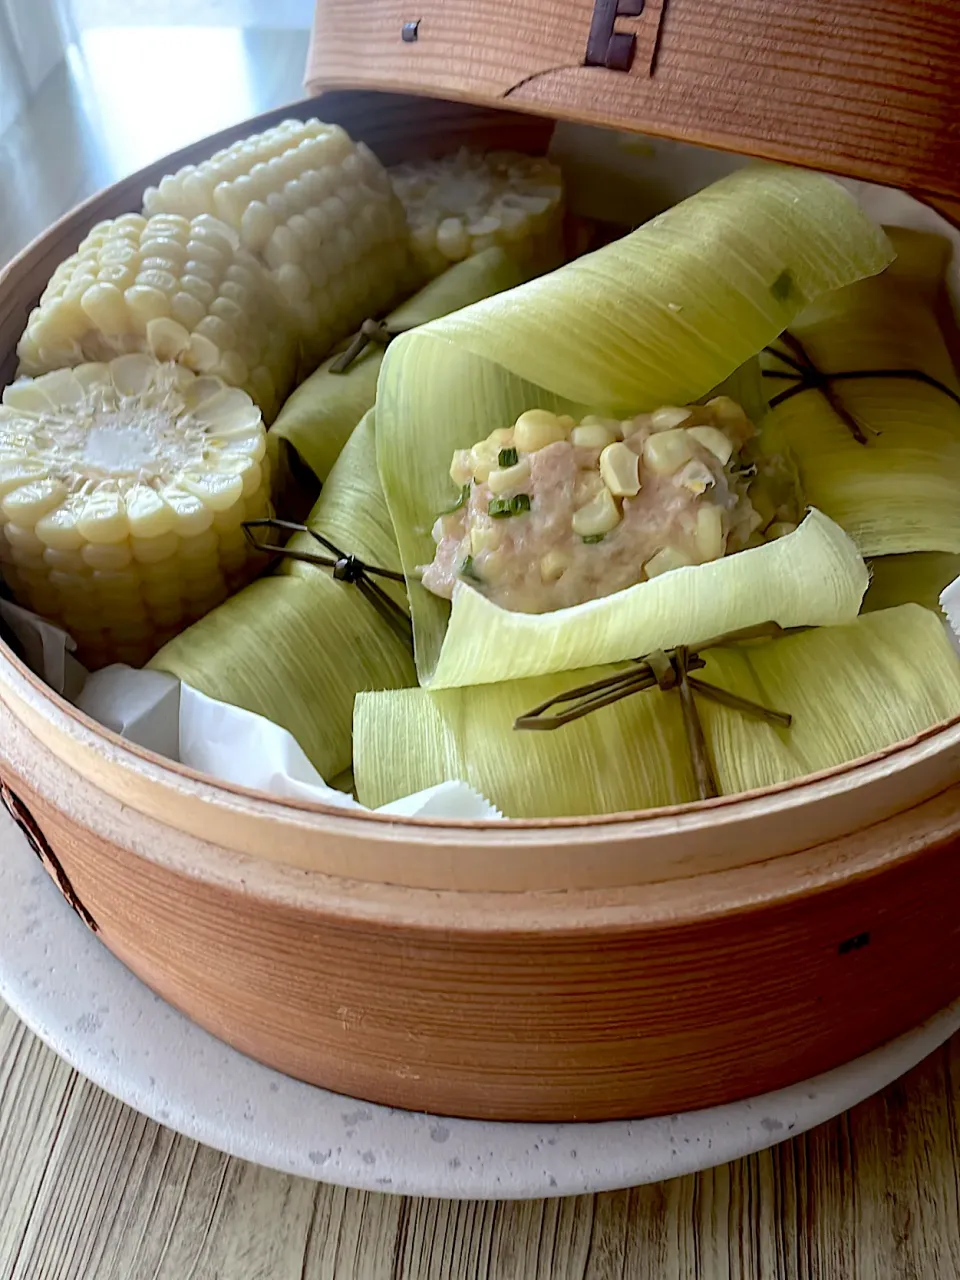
[0,356,271,670]
[15,212,298,423]
[390,148,564,279]
[143,118,413,373]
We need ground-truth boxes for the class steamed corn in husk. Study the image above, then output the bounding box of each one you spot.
[377,167,890,687]
[863,553,960,617]
[269,249,543,484]
[355,605,960,817]
[0,356,270,669]
[142,119,413,370]
[149,410,415,778]
[761,227,960,555]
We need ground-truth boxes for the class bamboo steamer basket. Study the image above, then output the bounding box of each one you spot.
[2,1,960,1121]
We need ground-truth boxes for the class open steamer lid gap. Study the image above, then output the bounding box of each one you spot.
[0,0,958,1122]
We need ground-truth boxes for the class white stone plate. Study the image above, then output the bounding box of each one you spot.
[3,811,959,1201]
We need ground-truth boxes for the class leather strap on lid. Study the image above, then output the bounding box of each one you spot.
[306,0,960,200]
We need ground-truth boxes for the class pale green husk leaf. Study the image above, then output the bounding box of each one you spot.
[355,605,960,818]
[428,509,867,688]
[762,227,960,556]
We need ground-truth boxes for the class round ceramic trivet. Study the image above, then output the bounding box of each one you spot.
[2,809,958,1201]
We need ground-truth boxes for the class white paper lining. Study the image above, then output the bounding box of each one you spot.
[942,576,960,647]
[1,600,500,819]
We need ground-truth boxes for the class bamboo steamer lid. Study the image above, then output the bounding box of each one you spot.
[307,0,960,201]
[0,68,959,1121]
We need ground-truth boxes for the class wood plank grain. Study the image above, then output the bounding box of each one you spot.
[0,1013,80,1278]
[6,998,960,1278]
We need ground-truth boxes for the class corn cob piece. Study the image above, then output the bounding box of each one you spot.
[389,148,564,279]
[16,213,297,422]
[143,118,412,368]
[0,356,271,670]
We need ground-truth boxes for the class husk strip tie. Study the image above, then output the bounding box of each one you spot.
[242,518,413,646]
[514,621,796,800]
[329,318,396,373]
[763,331,960,445]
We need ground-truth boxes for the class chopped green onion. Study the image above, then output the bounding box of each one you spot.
[489,493,532,518]
[498,446,519,467]
[581,533,605,544]
[459,555,481,581]
[439,483,470,515]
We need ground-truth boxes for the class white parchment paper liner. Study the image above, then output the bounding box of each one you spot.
[1,600,501,820]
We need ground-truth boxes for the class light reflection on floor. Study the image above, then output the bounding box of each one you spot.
[0,24,309,265]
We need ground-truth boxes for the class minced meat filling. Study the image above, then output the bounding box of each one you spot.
[420,399,783,614]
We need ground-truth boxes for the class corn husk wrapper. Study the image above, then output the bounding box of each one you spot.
[149,410,415,778]
[762,227,960,556]
[863,553,960,617]
[376,167,892,688]
[269,249,541,483]
[429,510,866,688]
[355,605,960,818]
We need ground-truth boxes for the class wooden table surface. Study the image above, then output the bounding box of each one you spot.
[4,17,960,1280]
[3,997,960,1278]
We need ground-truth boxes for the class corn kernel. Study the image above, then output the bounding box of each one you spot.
[540,550,570,582]
[650,406,692,431]
[695,504,725,562]
[470,524,501,554]
[644,546,693,578]
[449,450,473,486]
[514,409,568,452]
[487,459,531,495]
[470,440,500,483]
[705,395,747,426]
[642,429,693,476]
[571,424,618,450]
[599,442,641,497]
[572,488,621,538]
[687,425,734,466]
